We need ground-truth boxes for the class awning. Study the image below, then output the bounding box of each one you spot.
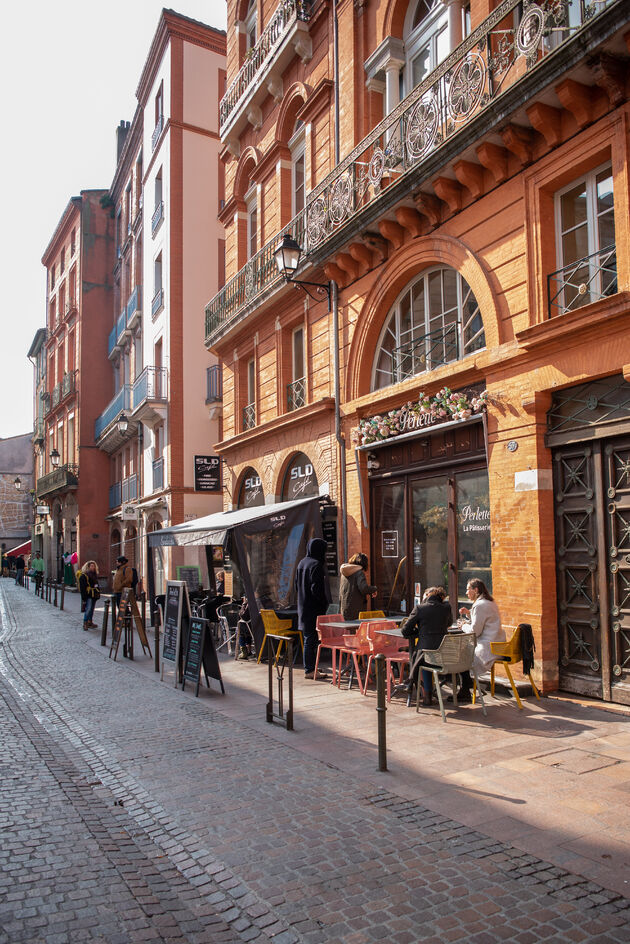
[147,494,327,548]
[6,540,31,557]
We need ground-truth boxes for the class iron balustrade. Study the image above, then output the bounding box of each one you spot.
[152,114,164,151]
[287,377,306,411]
[242,402,256,431]
[61,371,76,399]
[206,0,618,344]
[122,474,137,503]
[52,383,61,408]
[548,244,617,317]
[116,307,127,342]
[206,364,223,403]
[133,366,168,407]
[109,481,122,509]
[152,457,164,491]
[108,325,116,356]
[151,202,164,234]
[94,385,132,440]
[126,285,142,321]
[151,288,164,318]
[41,392,51,417]
[36,464,79,498]
[220,0,312,133]
[392,322,460,382]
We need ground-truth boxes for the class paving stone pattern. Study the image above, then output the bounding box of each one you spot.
[1,582,629,944]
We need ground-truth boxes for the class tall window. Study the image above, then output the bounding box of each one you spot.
[247,358,256,406]
[50,264,55,290]
[288,326,306,410]
[289,122,306,217]
[246,184,257,259]
[69,265,76,308]
[67,414,75,465]
[404,0,449,94]
[372,267,485,390]
[245,0,257,51]
[152,252,164,317]
[70,228,76,256]
[552,164,616,314]
[155,82,163,126]
[60,248,65,274]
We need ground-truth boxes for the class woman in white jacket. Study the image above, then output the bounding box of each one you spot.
[457,578,505,697]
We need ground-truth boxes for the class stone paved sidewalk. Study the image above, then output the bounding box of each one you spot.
[1,580,630,943]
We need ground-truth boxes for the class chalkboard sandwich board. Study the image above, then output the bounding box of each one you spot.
[161,580,190,686]
[182,616,225,697]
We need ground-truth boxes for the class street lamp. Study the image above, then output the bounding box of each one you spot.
[14,476,22,490]
[117,413,129,434]
[50,448,60,468]
[274,234,331,306]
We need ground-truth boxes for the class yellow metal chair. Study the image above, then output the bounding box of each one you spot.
[358,610,386,620]
[257,609,303,665]
[490,624,540,709]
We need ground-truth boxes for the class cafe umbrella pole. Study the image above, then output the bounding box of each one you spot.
[375,653,388,772]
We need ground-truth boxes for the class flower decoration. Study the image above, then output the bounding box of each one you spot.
[352,387,488,447]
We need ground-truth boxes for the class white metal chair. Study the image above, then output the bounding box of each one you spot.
[217,603,240,656]
[417,633,487,723]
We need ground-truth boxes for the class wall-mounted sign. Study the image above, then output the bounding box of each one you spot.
[122,503,138,520]
[238,467,264,508]
[282,453,319,502]
[35,523,45,535]
[194,455,221,492]
[36,505,50,515]
[381,530,399,558]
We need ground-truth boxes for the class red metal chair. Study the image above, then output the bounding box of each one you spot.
[314,614,348,683]
[365,622,409,701]
[338,622,378,694]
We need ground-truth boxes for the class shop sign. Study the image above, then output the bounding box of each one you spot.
[460,504,490,532]
[36,505,50,515]
[243,472,264,506]
[35,523,45,535]
[353,387,488,447]
[381,530,399,558]
[122,503,138,520]
[282,453,319,501]
[194,455,221,492]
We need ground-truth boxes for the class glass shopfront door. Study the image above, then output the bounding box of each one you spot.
[371,465,491,616]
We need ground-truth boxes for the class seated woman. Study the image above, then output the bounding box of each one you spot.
[401,587,452,707]
[458,578,505,700]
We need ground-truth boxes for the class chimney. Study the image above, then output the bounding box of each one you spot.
[116,120,131,162]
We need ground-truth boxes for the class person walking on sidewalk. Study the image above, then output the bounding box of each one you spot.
[295,537,330,680]
[78,561,100,630]
[14,555,25,586]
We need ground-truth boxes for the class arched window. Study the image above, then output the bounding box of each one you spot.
[282,453,318,501]
[238,467,265,508]
[404,0,449,95]
[372,266,484,390]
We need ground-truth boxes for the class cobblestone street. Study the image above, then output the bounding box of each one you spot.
[1,580,630,943]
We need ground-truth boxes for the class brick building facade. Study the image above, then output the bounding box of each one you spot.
[205,0,630,701]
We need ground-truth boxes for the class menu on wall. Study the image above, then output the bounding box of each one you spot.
[194,455,221,492]
[381,530,399,558]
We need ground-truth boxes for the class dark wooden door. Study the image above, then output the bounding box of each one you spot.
[554,434,630,703]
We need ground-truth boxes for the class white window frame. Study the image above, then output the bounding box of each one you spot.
[245,0,257,51]
[245,183,258,260]
[403,0,450,96]
[289,124,306,218]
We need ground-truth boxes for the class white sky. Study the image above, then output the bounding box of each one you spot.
[0,1,227,440]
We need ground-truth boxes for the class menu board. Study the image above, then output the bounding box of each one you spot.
[182,616,225,697]
[322,519,338,577]
[161,580,189,686]
[177,565,201,592]
[194,455,221,492]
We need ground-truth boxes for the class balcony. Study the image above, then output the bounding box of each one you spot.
[151,201,164,235]
[126,285,142,331]
[32,421,44,447]
[61,370,76,399]
[109,481,122,510]
[206,0,622,347]
[51,383,61,409]
[41,391,51,418]
[107,325,117,357]
[152,457,164,492]
[116,307,128,342]
[152,114,164,151]
[287,377,305,411]
[37,464,79,499]
[548,245,617,317]
[242,402,256,431]
[220,0,313,141]
[94,385,133,446]
[132,366,168,424]
[151,288,164,319]
[122,473,138,503]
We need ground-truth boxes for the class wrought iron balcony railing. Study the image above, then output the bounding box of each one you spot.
[220,0,312,134]
[95,385,132,440]
[41,392,51,417]
[37,464,79,499]
[206,364,223,403]
[548,244,617,317]
[108,325,117,356]
[242,402,256,431]
[151,201,164,234]
[152,457,164,492]
[152,114,164,151]
[122,473,137,503]
[126,284,142,324]
[287,376,306,411]
[61,370,76,399]
[116,307,127,343]
[32,421,44,445]
[206,0,618,344]
[392,322,460,383]
[52,383,61,409]
[109,481,122,509]
[133,366,168,408]
[152,288,164,319]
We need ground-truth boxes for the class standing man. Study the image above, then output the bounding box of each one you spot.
[31,552,45,594]
[295,537,330,680]
[112,555,134,612]
[14,555,25,586]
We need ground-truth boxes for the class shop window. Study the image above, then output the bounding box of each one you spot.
[372,266,484,391]
[238,466,264,508]
[404,0,449,95]
[550,163,616,316]
[282,453,318,501]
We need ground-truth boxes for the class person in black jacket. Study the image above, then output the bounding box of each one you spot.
[402,587,452,706]
[295,537,330,679]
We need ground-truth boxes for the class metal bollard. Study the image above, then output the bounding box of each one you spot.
[60,583,65,611]
[101,598,110,646]
[154,609,160,673]
[375,654,388,772]
[53,583,58,607]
